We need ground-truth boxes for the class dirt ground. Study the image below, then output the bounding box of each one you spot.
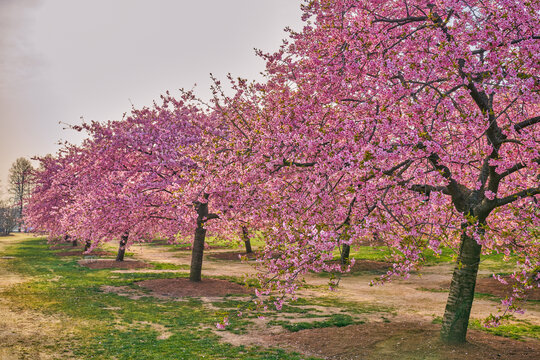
[137,278,252,297]
[425,277,540,301]
[270,320,540,360]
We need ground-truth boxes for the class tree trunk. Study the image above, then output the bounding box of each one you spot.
[190,226,206,282]
[242,226,253,254]
[441,227,482,343]
[341,243,350,264]
[84,240,91,252]
[189,194,218,282]
[116,233,128,262]
[64,234,77,247]
[18,197,23,232]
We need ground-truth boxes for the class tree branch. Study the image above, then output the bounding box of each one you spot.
[372,15,428,24]
[496,187,540,208]
[498,158,540,179]
[410,184,449,195]
[514,116,540,133]
[203,213,220,223]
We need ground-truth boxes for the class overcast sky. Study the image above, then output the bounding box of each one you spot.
[0,0,303,198]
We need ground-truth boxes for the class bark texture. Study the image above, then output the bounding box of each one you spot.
[441,227,482,343]
[190,227,206,282]
[242,226,253,254]
[116,233,128,261]
[340,243,350,264]
[189,195,218,282]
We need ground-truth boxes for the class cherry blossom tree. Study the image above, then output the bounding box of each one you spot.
[25,153,76,242]
[24,0,538,345]
[216,0,539,344]
[69,94,238,277]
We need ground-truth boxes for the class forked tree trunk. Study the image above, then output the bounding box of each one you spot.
[116,233,128,262]
[190,226,206,282]
[340,243,350,264]
[242,226,253,254]
[441,227,482,343]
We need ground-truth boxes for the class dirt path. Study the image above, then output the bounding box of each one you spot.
[128,244,259,276]
[130,244,540,325]
[0,234,78,360]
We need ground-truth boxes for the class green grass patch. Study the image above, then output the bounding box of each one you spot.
[149,262,189,270]
[334,245,520,272]
[469,319,540,340]
[0,236,317,359]
[432,316,539,340]
[333,246,393,262]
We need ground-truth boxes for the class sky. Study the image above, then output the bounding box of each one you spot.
[0,0,303,198]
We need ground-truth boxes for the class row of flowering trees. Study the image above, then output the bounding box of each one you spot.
[26,0,538,344]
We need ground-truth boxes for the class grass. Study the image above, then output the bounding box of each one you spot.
[148,233,266,251]
[0,236,317,359]
[2,235,535,358]
[469,319,540,340]
[431,316,540,341]
[333,246,393,262]
[332,244,521,271]
[149,262,190,270]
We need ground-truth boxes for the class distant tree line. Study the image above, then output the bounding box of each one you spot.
[0,157,34,235]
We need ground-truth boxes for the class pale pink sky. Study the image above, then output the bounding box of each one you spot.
[0,0,303,197]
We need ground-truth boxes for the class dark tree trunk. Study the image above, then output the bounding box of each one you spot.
[116,233,128,262]
[242,226,253,254]
[341,243,350,264]
[441,226,482,343]
[189,194,218,282]
[190,226,206,282]
[64,234,77,247]
[84,240,91,252]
